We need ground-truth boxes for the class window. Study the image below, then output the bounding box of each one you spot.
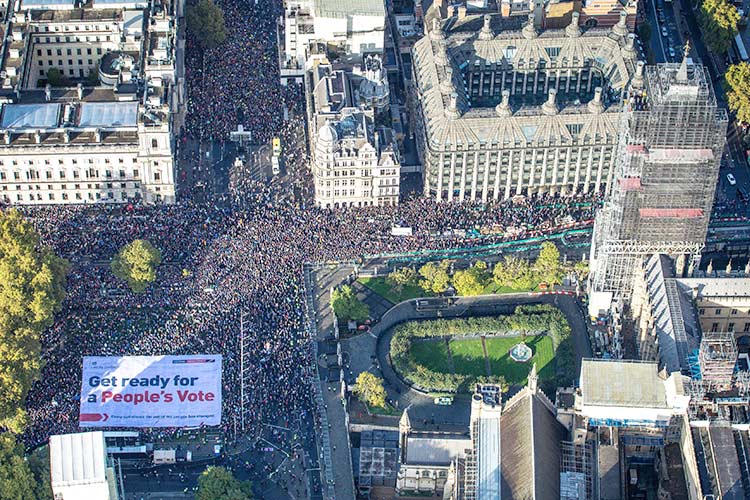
[151,139,158,148]
[732,309,739,315]
[744,323,750,333]
[699,308,705,315]
[712,323,719,332]
[715,309,722,315]
[729,323,735,332]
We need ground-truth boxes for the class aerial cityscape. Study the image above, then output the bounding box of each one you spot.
[0,0,749,495]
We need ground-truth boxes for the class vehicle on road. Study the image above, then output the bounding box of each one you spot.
[668,47,675,59]
[661,26,668,37]
[434,397,454,406]
[727,173,737,185]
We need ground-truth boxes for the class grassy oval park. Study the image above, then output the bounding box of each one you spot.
[389,304,574,394]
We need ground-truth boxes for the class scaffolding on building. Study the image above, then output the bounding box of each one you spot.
[685,378,707,419]
[589,59,726,304]
[560,441,594,500]
[737,370,750,398]
[699,333,738,392]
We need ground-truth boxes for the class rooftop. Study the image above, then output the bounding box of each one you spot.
[405,435,471,465]
[50,431,107,488]
[314,0,385,19]
[580,359,668,408]
[676,278,750,299]
[78,102,138,127]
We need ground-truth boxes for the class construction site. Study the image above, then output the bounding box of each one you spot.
[588,54,727,319]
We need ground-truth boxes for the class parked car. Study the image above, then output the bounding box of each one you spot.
[434,397,454,406]
[668,47,676,59]
[727,173,737,185]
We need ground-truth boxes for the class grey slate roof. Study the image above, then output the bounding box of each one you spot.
[500,390,566,500]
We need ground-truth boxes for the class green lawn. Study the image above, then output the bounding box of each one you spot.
[484,335,555,385]
[448,339,488,377]
[410,335,555,386]
[358,276,427,304]
[410,339,449,369]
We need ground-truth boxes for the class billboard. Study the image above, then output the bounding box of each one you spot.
[79,355,222,428]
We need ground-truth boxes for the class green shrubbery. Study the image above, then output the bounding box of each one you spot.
[389,304,575,392]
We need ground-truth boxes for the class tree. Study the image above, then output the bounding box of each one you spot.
[110,239,162,293]
[46,68,65,87]
[387,267,417,293]
[330,285,369,322]
[187,0,227,50]
[0,209,68,433]
[637,20,651,46]
[452,262,489,296]
[0,434,40,500]
[196,466,253,500]
[533,242,563,286]
[572,260,589,281]
[418,261,451,294]
[493,255,535,290]
[699,0,739,55]
[353,371,387,408]
[27,445,51,500]
[726,62,750,125]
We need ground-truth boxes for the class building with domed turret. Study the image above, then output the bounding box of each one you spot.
[308,59,401,208]
[412,12,641,202]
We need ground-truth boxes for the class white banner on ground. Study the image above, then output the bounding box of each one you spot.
[79,355,222,428]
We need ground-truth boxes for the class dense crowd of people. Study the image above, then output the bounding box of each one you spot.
[20,191,601,448]
[18,0,604,491]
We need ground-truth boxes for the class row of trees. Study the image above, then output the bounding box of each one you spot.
[698,0,739,55]
[388,242,586,297]
[0,209,68,499]
[390,304,573,392]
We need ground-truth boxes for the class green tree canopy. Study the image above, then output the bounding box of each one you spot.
[699,0,739,54]
[331,285,369,322]
[418,261,451,294]
[45,68,65,87]
[353,371,387,408]
[196,466,253,500]
[726,62,750,125]
[187,0,228,50]
[0,434,40,500]
[0,209,68,433]
[533,242,563,286]
[387,267,417,292]
[111,239,162,293]
[493,255,535,290]
[452,261,489,296]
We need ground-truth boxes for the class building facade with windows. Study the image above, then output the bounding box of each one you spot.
[0,0,177,205]
[308,61,400,208]
[411,13,639,202]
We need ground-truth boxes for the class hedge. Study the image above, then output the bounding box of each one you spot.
[389,304,575,392]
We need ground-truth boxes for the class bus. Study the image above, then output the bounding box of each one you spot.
[735,34,749,61]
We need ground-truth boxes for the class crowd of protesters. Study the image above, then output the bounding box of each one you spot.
[17,0,604,478]
[19,189,601,448]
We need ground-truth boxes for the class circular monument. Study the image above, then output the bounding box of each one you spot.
[509,342,533,363]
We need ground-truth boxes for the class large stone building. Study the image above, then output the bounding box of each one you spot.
[308,60,400,208]
[0,0,177,204]
[412,12,639,202]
